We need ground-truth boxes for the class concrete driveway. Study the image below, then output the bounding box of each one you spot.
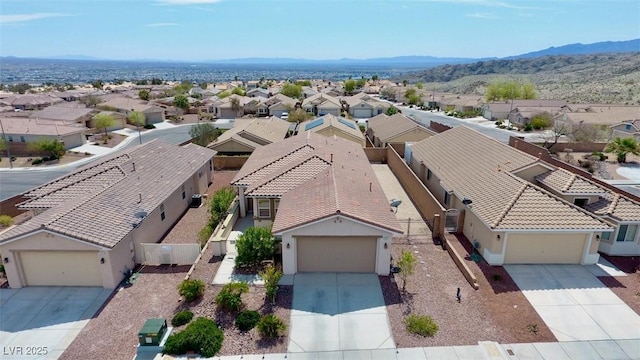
[0,287,111,359]
[288,273,394,353]
[505,265,640,342]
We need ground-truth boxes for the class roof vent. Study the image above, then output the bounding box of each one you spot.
[132,162,136,172]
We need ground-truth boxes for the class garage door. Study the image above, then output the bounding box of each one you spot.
[504,233,586,264]
[353,109,371,118]
[20,251,103,286]
[297,236,376,272]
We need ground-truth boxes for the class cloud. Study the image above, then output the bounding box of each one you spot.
[155,0,223,4]
[465,12,497,18]
[0,13,71,24]
[145,22,179,27]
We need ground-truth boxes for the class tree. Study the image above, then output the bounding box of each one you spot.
[416,83,423,89]
[485,80,537,102]
[151,77,163,85]
[397,250,416,293]
[93,113,116,140]
[235,226,276,268]
[530,113,551,130]
[386,106,400,116]
[259,264,283,304]
[345,79,356,94]
[287,108,310,123]
[138,89,150,101]
[230,96,242,117]
[80,95,101,107]
[189,123,219,146]
[28,139,65,159]
[231,87,245,96]
[605,137,640,163]
[90,79,104,90]
[280,83,303,99]
[371,74,379,82]
[173,94,190,111]
[199,82,208,90]
[402,79,408,87]
[217,90,231,99]
[128,111,146,127]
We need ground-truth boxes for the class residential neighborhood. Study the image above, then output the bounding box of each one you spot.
[0,77,639,360]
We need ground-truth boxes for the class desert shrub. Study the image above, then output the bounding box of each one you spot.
[235,226,276,268]
[144,124,156,129]
[530,114,551,129]
[492,274,502,282]
[215,282,249,312]
[0,215,13,227]
[591,151,607,161]
[31,158,43,165]
[404,314,439,337]
[172,310,194,327]
[260,264,283,303]
[257,314,286,339]
[178,279,205,302]
[523,123,533,132]
[198,225,213,248]
[235,310,261,331]
[0,263,5,275]
[163,317,224,358]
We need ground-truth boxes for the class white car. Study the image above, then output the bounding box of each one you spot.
[281,112,289,120]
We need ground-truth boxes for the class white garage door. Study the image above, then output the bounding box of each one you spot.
[20,251,103,286]
[297,236,376,272]
[504,233,586,264]
[353,109,371,118]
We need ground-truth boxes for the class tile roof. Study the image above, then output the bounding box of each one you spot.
[410,126,610,231]
[0,140,217,248]
[30,106,95,122]
[561,106,640,125]
[232,132,401,234]
[210,117,290,150]
[100,97,163,113]
[296,114,365,143]
[0,117,86,136]
[536,169,606,194]
[585,193,640,222]
[367,113,434,142]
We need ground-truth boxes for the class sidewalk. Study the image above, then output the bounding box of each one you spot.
[158,339,640,359]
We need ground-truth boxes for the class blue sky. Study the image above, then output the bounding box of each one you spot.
[1,0,638,61]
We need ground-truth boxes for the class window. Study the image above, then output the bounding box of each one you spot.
[616,225,638,242]
[209,159,213,171]
[573,198,589,207]
[600,232,611,241]
[626,124,632,131]
[257,199,270,218]
[274,199,280,214]
[7,135,13,142]
[427,169,432,180]
[19,136,25,143]
[181,185,186,199]
[443,192,450,206]
[160,203,166,221]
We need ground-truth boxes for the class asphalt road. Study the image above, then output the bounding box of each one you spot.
[0,125,196,201]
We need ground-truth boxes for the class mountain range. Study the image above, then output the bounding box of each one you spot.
[7,39,639,67]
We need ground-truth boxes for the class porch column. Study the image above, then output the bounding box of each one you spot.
[239,188,247,217]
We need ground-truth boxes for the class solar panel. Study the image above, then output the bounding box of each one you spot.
[305,117,324,131]
[338,118,356,129]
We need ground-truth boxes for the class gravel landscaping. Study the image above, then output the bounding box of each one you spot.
[598,254,640,315]
[383,234,555,348]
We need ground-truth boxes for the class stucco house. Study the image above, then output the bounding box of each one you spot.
[231,132,402,275]
[209,117,290,155]
[0,94,64,111]
[30,106,97,127]
[341,93,389,118]
[482,100,567,121]
[366,113,435,147]
[406,126,613,265]
[296,114,365,146]
[554,106,640,141]
[99,97,166,124]
[265,94,298,118]
[610,120,640,141]
[301,93,341,116]
[210,95,251,119]
[0,117,86,154]
[88,111,127,131]
[536,169,640,256]
[0,140,216,288]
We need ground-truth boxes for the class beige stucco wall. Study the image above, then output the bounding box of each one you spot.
[277,215,394,276]
[461,208,503,255]
[514,164,551,183]
[61,132,85,149]
[101,232,135,288]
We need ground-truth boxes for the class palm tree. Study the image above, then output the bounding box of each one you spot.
[605,137,640,163]
[230,96,241,117]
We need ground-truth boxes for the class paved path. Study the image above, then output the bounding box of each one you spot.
[288,273,394,353]
[506,264,640,342]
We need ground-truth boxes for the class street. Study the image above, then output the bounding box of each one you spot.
[0,124,196,201]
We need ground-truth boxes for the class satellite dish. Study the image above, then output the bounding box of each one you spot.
[462,198,473,205]
[390,199,403,208]
[134,210,148,219]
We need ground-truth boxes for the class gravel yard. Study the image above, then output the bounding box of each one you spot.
[383,233,555,348]
[598,254,640,315]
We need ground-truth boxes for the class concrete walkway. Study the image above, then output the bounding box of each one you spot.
[506,264,640,342]
[160,339,640,359]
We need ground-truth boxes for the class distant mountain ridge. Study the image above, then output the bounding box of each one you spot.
[9,38,638,66]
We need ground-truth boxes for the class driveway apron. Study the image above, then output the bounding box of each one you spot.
[288,273,395,352]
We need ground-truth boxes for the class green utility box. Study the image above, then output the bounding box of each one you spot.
[138,318,167,346]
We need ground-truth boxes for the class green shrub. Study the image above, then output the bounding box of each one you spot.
[591,151,607,161]
[492,273,502,282]
[530,114,551,130]
[215,282,249,312]
[163,317,224,358]
[260,264,283,303]
[404,314,439,337]
[235,310,261,331]
[198,225,213,248]
[257,314,286,339]
[0,264,5,275]
[171,310,194,327]
[0,215,13,227]
[144,124,156,129]
[235,226,276,268]
[31,158,43,165]
[178,279,205,302]
[523,123,533,132]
